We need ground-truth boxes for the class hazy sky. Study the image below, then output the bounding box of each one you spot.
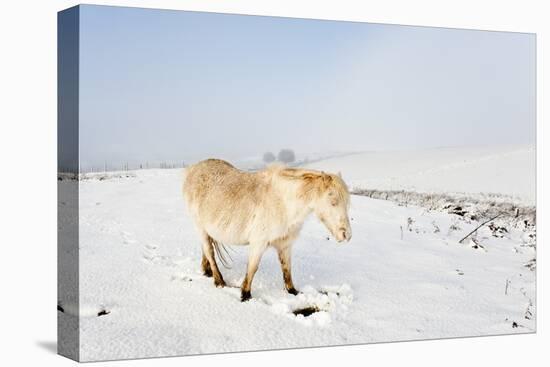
[77,5,535,169]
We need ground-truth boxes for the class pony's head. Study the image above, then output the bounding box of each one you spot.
[311,172,352,242]
[285,169,352,243]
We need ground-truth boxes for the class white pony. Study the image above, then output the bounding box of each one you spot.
[183,159,352,301]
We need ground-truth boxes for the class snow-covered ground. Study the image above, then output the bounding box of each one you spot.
[58,145,536,361]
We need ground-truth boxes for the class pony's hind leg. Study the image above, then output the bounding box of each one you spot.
[200,231,225,287]
[201,254,213,277]
[276,244,298,295]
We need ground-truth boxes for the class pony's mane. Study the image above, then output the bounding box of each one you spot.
[267,165,350,205]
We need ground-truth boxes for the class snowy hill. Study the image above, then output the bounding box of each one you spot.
[58,160,536,361]
[304,145,536,205]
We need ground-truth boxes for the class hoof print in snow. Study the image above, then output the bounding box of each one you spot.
[455,269,464,275]
[97,309,110,317]
[171,274,193,282]
[292,306,320,317]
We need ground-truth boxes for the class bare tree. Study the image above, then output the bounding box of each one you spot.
[277,149,295,164]
[263,152,276,163]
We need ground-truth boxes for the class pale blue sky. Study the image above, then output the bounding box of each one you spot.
[77,5,535,170]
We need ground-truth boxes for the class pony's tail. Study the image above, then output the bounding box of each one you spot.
[211,238,234,269]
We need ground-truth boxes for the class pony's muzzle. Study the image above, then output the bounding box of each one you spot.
[337,227,352,243]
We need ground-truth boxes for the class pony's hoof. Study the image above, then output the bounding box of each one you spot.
[214,279,226,288]
[287,287,299,296]
[241,290,251,302]
[203,269,213,278]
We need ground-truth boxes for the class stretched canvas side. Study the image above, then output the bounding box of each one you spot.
[57,5,80,362]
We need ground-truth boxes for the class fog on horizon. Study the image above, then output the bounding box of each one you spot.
[72,5,535,171]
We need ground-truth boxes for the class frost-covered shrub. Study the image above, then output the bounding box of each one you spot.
[351,188,536,232]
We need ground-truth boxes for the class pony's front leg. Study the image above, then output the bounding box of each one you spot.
[241,242,267,302]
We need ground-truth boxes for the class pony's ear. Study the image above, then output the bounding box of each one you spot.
[321,173,333,187]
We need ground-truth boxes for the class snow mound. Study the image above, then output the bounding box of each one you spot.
[268,284,354,326]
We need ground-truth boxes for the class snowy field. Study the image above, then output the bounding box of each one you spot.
[59,145,536,361]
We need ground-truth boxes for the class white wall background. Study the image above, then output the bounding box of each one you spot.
[0,0,547,366]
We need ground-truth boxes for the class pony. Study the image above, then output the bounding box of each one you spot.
[182,159,352,301]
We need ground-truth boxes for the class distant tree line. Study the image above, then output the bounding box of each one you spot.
[263,149,296,164]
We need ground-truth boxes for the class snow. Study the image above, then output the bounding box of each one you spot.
[304,145,536,205]
[58,145,536,361]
